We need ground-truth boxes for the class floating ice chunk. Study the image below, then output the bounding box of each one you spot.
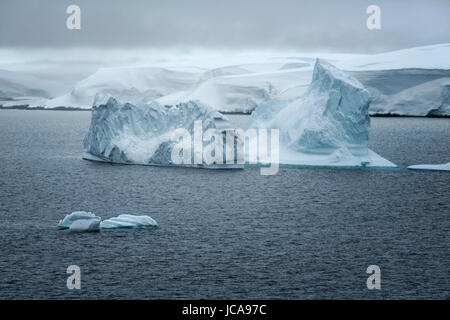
[408,162,450,171]
[247,59,396,168]
[69,218,101,233]
[58,212,157,232]
[100,214,158,229]
[57,211,101,230]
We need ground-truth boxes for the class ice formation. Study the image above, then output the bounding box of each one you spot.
[57,211,101,232]
[37,67,199,109]
[57,212,158,232]
[2,44,449,116]
[100,214,158,229]
[83,96,244,167]
[338,44,450,116]
[408,162,450,171]
[247,59,396,167]
[350,70,450,116]
[68,219,101,233]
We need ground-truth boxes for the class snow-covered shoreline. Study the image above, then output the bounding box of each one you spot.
[1,44,449,117]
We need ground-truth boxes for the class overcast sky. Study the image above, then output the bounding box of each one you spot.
[1,0,449,53]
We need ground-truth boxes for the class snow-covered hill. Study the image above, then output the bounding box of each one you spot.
[0,69,75,108]
[1,44,449,116]
[336,44,450,116]
[0,69,52,100]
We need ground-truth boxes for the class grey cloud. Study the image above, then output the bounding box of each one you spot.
[0,0,449,53]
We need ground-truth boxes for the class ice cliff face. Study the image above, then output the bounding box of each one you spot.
[83,96,243,167]
[247,59,395,167]
[351,70,450,117]
[338,44,450,116]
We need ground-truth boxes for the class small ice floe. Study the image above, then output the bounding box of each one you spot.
[57,211,101,232]
[100,214,158,230]
[58,212,157,232]
[407,162,450,171]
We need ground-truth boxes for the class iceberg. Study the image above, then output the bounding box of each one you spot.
[408,162,450,171]
[247,59,396,168]
[57,211,101,232]
[69,218,101,233]
[57,212,157,232]
[83,96,244,168]
[100,214,158,229]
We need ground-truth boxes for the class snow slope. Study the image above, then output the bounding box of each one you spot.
[337,43,450,71]
[337,44,450,116]
[39,66,201,109]
[34,57,318,112]
[0,69,51,100]
[247,59,396,168]
[2,44,449,116]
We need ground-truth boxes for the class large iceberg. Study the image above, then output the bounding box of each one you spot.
[83,96,244,168]
[247,59,396,167]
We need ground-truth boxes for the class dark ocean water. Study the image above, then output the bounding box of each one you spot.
[0,110,448,299]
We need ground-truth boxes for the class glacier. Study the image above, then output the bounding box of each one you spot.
[3,44,449,116]
[408,162,450,171]
[338,43,450,117]
[83,95,244,168]
[247,59,396,168]
[41,66,200,110]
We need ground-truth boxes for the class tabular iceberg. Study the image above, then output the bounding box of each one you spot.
[83,96,244,168]
[247,59,396,168]
[57,211,101,232]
